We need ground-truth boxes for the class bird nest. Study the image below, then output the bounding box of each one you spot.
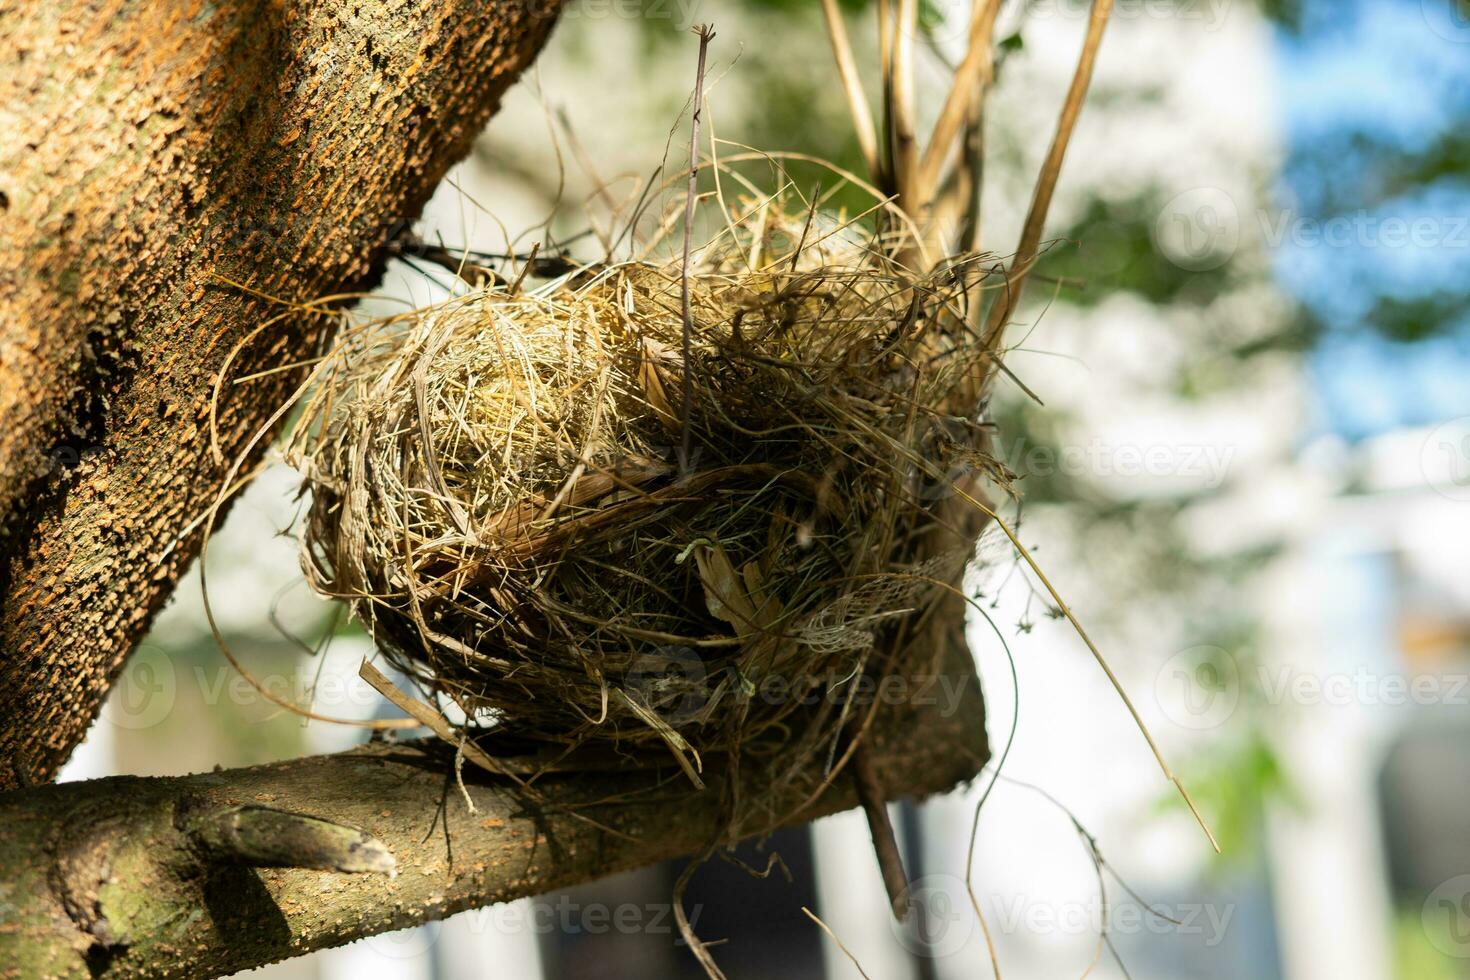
[286,196,1002,789]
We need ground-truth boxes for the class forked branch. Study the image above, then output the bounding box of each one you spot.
[0,643,987,979]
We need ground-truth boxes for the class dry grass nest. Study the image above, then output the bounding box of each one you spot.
[287,195,1006,789]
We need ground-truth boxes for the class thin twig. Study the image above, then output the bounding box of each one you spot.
[889,0,920,212]
[960,98,987,254]
[877,0,894,189]
[951,487,1220,853]
[358,661,526,789]
[675,839,730,980]
[963,584,1018,980]
[679,25,716,473]
[915,0,1002,212]
[802,907,873,980]
[554,105,619,252]
[508,240,541,295]
[982,0,1114,355]
[789,184,822,274]
[850,727,911,920]
[819,0,883,185]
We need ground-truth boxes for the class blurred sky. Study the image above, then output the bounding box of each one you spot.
[1279,0,1470,439]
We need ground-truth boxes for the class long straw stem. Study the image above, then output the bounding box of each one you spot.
[914,0,1002,212]
[679,25,715,473]
[955,487,1220,853]
[982,0,1114,355]
[889,0,920,211]
[819,0,882,185]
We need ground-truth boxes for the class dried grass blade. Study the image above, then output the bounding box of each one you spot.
[820,0,883,184]
[982,0,1114,355]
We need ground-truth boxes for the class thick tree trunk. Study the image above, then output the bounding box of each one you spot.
[0,646,988,979]
[0,0,562,787]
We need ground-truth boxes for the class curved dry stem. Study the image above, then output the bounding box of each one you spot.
[981,0,1116,356]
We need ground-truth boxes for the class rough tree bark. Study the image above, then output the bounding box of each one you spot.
[0,0,563,789]
[0,645,989,978]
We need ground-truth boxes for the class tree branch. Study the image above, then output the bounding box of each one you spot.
[0,645,988,978]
